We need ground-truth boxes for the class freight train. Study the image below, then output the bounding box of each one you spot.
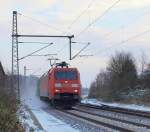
[39,62,81,108]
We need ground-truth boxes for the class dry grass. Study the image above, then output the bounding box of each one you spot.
[0,83,24,131]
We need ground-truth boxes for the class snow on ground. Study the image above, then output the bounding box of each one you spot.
[32,109,78,132]
[82,98,150,112]
[20,77,78,132]
[19,106,43,132]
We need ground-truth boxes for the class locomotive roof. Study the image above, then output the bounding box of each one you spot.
[50,67,77,71]
[40,67,78,78]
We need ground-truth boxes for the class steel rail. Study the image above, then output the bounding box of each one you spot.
[72,106,150,129]
[61,110,133,132]
[79,103,150,119]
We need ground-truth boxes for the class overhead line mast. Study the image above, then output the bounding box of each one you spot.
[11,11,75,100]
[12,11,20,101]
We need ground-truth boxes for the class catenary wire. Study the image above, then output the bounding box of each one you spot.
[101,8,150,39]
[94,28,150,55]
[76,0,121,38]
[18,12,67,34]
[75,5,150,55]
[68,0,96,29]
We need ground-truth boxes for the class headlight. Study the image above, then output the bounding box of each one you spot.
[55,83,62,88]
[71,84,79,87]
[74,89,78,93]
[55,89,60,92]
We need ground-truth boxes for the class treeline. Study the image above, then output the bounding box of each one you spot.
[88,52,150,104]
[0,72,24,131]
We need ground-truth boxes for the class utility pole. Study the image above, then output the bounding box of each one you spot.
[24,66,32,76]
[12,11,20,101]
[69,36,72,60]
[24,66,26,83]
[24,66,32,84]
[24,66,26,77]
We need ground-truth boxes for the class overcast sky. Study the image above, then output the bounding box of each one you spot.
[1,0,150,87]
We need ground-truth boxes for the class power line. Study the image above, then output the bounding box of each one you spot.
[79,55,93,57]
[73,28,150,65]
[94,28,150,55]
[76,0,121,37]
[19,43,53,60]
[72,42,90,59]
[68,26,150,65]
[101,8,150,39]
[82,6,150,54]
[68,0,95,29]
[18,12,67,34]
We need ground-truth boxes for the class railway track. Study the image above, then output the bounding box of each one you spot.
[79,103,150,119]
[55,110,129,131]
[54,105,150,132]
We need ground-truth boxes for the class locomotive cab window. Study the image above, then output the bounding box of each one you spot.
[55,71,78,80]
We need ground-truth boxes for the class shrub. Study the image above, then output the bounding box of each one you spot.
[0,75,24,132]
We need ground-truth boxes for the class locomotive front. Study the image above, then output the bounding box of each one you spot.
[50,62,81,106]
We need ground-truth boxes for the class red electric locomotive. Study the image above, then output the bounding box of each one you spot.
[39,62,81,107]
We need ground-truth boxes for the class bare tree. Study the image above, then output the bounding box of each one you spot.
[89,51,138,101]
[88,81,97,98]
[141,51,147,73]
[106,52,137,100]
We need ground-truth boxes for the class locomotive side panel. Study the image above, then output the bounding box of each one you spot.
[48,71,55,100]
[40,74,49,98]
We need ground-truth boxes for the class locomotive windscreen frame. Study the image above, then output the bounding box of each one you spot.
[54,70,78,80]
